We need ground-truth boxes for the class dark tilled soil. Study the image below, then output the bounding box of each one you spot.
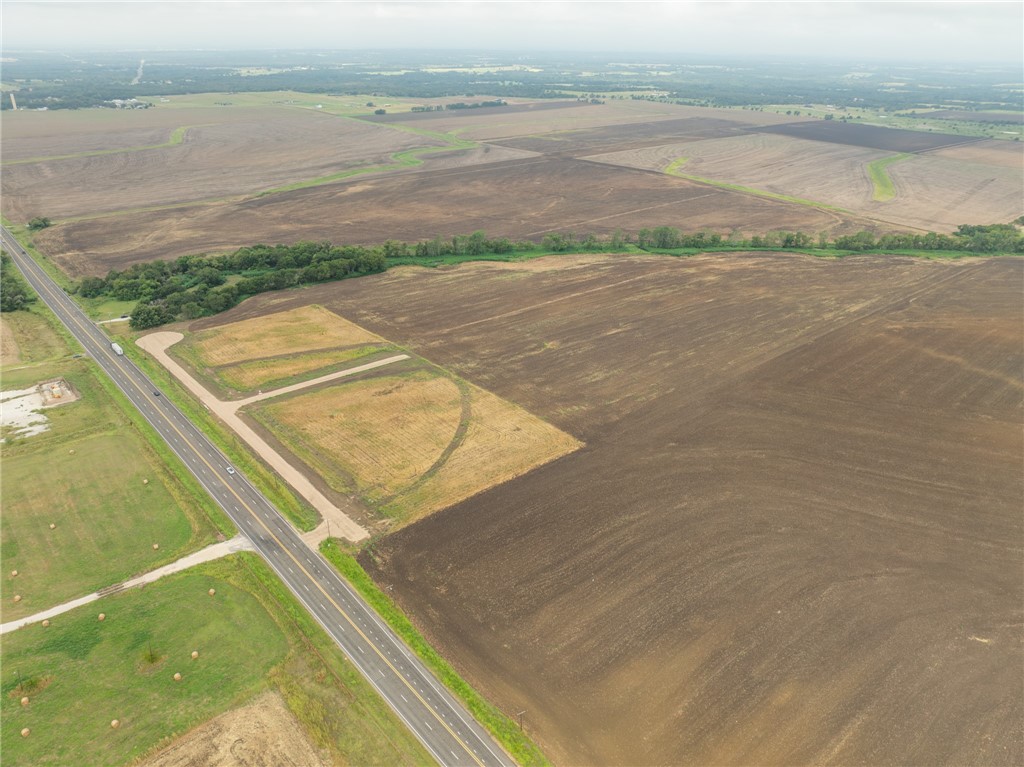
[237,253,1024,766]
[757,121,984,153]
[38,159,859,277]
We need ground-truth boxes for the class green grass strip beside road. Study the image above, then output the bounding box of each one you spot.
[664,157,849,213]
[2,125,197,166]
[320,540,553,767]
[866,153,913,202]
[123,342,320,532]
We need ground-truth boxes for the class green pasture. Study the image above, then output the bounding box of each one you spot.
[1,305,66,365]
[1,355,219,620]
[0,563,287,767]
[1,554,432,766]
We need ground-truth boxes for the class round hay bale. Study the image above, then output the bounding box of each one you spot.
[191,650,199,660]
[208,588,216,597]
[173,672,182,682]
[21,728,30,738]
[42,619,50,627]
[111,719,120,729]
[152,543,159,550]
[98,613,106,622]
[20,697,29,707]
[142,478,149,485]
[69,449,75,454]
[13,594,21,603]
[11,569,18,577]
[49,523,56,530]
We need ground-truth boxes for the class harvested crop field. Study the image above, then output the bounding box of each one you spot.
[0,109,448,221]
[246,361,580,525]
[237,253,1024,766]
[181,305,384,366]
[926,138,1024,169]
[757,119,984,152]
[37,157,858,276]
[585,133,889,209]
[586,133,1024,230]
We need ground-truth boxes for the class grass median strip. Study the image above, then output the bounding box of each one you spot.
[321,539,552,767]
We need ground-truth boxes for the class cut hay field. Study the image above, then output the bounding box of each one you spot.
[245,253,1024,767]
[179,305,383,367]
[172,305,393,398]
[585,133,1024,231]
[37,157,858,276]
[1,316,219,621]
[247,362,580,525]
[1,555,432,767]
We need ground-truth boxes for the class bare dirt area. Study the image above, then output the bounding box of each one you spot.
[1,109,446,221]
[925,138,1024,169]
[586,132,1024,231]
[879,154,1024,230]
[38,157,857,276]
[362,99,803,142]
[136,690,330,767]
[758,120,984,152]
[245,253,1024,766]
[586,133,889,208]
[0,107,223,161]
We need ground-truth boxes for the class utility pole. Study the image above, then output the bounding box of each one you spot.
[517,710,526,732]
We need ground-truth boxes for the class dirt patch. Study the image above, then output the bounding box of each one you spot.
[261,253,1024,767]
[0,378,80,440]
[136,690,330,767]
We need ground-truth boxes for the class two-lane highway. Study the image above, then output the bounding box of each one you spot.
[1,226,515,767]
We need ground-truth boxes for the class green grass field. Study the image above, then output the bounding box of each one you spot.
[866,153,912,201]
[0,554,432,766]
[1,308,220,620]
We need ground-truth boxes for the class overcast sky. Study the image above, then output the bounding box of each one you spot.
[2,1,1022,63]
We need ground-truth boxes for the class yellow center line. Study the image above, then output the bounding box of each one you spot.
[10,236,487,766]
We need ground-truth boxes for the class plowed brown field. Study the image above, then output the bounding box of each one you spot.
[37,158,858,277]
[0,109,446,221]
[221,253,1023,766]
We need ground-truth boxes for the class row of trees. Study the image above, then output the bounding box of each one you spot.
[76,242,386,329]
[75,225,1022,330]
[0,254,35,312]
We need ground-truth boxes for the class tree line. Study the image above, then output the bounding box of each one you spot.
[0,253,36,312]
[72,225,1022,330]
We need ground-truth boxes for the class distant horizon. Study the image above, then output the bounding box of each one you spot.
[2,1,1021,65]
[3,47,1021,70]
